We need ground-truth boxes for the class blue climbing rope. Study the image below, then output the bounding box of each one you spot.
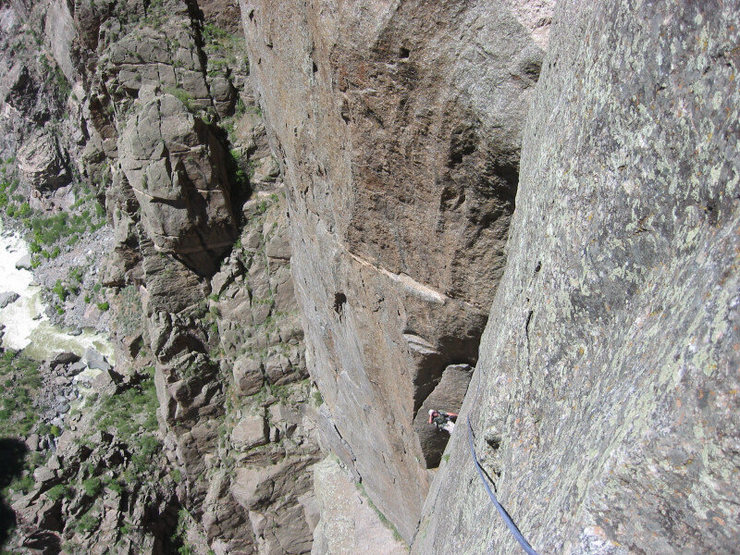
[467,414,541,555]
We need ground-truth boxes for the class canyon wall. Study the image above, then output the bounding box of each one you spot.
[1,0,738,552]
[2,1,325,551]
[240,0,554,540]
[416,1,740,553]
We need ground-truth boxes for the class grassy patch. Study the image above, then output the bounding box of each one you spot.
[202,22,245,79]
[2,180,107,268]
[76,510,99,533]
[0,351,49,501]
[0,350,41,438]
[25,192,106,250]
[228,148,249,192]
[82,476,102,497]
[92,367,161,483]
[165,86,195,112]
[53,280,68,302]
[46,483,73,502]
[312,388,323,407]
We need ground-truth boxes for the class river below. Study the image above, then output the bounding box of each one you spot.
[0,220,113,362]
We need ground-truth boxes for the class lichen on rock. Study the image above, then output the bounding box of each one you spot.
[415,2,740,553]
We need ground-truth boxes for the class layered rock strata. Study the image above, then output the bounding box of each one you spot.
[416,2,740,553]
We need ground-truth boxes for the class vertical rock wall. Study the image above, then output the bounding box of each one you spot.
[240,0,555,540]
[416,1,740,552]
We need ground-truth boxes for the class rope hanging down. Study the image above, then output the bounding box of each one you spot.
[467,415,541,555]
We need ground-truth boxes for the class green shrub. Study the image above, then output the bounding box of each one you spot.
[165,87,194,111]
[46,484,71,501]
[312,389,323,406]
[69,267,84,283]
[97,301,109,311]
[234,97,246,117]
[82,477,102,497]
[13,190,106,251]
[14,474,35,494]
[0,352,41,437]
[52,280,68,301]
[76,511,99,533]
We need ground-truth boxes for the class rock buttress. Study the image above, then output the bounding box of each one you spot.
[240,0,555,540]
[415,1,740,553]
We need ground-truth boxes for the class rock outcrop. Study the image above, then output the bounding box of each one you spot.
[17,132,70,191]
[241,0,555,539]
[416,2,740,553]
[118,90,238,276]
[2,0,325,552]
[311,456,408,555]
[4,353,178,553]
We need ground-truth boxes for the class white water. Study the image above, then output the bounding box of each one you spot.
[0,220,113,362]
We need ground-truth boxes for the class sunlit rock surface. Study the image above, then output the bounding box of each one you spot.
[416,2,740,553]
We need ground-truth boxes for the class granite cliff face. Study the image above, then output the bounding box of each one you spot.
[416,1,740,553]
[240,0,554,539]
[1,0,738,553]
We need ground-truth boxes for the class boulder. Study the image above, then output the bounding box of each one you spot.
[32,467,57,486]
[84,348,111,372]
[92,368,123,393]
[65,361,87,376]
[25,433,39,452]
[230,414,267,449]
[21,530,61,552]
[14,255,32,270]
[50,351,80,367]
[17,133,70,190]
[0,291,19,308]
[232,355,263,396]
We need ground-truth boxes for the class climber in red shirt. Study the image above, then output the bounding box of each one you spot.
[428,409,458,433]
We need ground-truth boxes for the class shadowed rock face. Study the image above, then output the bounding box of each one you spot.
[241,0,554,540]
[0,439,27,547]
[416,1,740,553]
[17,132,70,191]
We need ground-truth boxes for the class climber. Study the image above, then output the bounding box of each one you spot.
[428,409,458,434]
